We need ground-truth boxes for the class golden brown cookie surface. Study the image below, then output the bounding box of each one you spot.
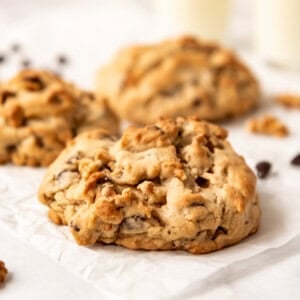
[97,36,260,124]
[0,69,119,166]
[39,117,260,254]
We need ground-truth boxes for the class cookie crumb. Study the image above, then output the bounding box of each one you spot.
[246,115,289,137]
[0,261,8,283]
[276,94,300,109]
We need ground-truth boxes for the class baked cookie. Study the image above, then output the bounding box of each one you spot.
[97,36,260,124]
[39,117,260,254]
[0,69,119,166]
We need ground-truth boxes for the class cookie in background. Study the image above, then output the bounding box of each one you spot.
[97,36,260,125]
[0,69,119,167]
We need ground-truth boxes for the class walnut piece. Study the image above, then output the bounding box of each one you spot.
[276,94,300,109]
[246,115,289,137]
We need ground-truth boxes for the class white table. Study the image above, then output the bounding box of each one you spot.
[1,1,300,299]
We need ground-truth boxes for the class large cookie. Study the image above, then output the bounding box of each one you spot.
[0,69,119,166]
[38,117,260,254]
[97,36,260,124]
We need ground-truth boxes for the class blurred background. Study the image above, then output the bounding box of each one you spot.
[0,0,299,91]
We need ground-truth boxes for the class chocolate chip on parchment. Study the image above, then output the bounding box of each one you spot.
[256,161,271,179]
[11,43,21,52]
[291,153,300,166]
[0,54,6,64]
[57,54,68,65]
[21,59,31,68]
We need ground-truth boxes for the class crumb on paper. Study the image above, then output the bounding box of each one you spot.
[276,94,300,109]
[246,115,289,137]
[0,260,8,283]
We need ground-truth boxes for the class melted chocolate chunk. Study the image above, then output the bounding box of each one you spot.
[212,226,228,240]
[0,91,16,104]
[192,97,202,107]
[195,176,210,188]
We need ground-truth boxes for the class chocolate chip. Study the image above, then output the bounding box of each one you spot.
[71,224,80,232]
[0,55,6,64]
[177,129,183,137]
[71,128,77,137]
[204,138,215,153]
[121,216,146,232]
[35,136,44,147]
[96,177,109,185]
[21,59,31,68]
[291,153,300,166]
[160,84,181,97]
[192,97,202,107]
[195,176,210,188]
[49,94,63,104]
[189,202,204,207]
[57,55,68,65]
[5,144,16,152]
[11,43,21,52]
[256,161,272,179]
[0,91,16,104]
[212,226,228,240]
[23,75,45,91]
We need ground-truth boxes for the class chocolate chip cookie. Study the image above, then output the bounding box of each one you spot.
[38,117,260,254]
[0,69,119,166]
[97,36,260,124]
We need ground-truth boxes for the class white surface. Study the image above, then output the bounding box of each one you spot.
[254,0,300,68]
[154,0,232,42]
[0,1,300,299]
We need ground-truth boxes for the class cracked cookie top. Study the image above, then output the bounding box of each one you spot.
[0,69,119,166]
[39,117,259,253]
[97,36,260,124]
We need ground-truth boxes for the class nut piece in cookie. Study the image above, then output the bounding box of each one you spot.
[0,69,119,166]
[97,35,260,124]
[276,94,300,109]
[246,115,289,137]
[38,117,260,254]
[0,261,7,283]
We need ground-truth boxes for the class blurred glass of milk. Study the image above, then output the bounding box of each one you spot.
[254,0,300,69]
[155,0,232,42]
